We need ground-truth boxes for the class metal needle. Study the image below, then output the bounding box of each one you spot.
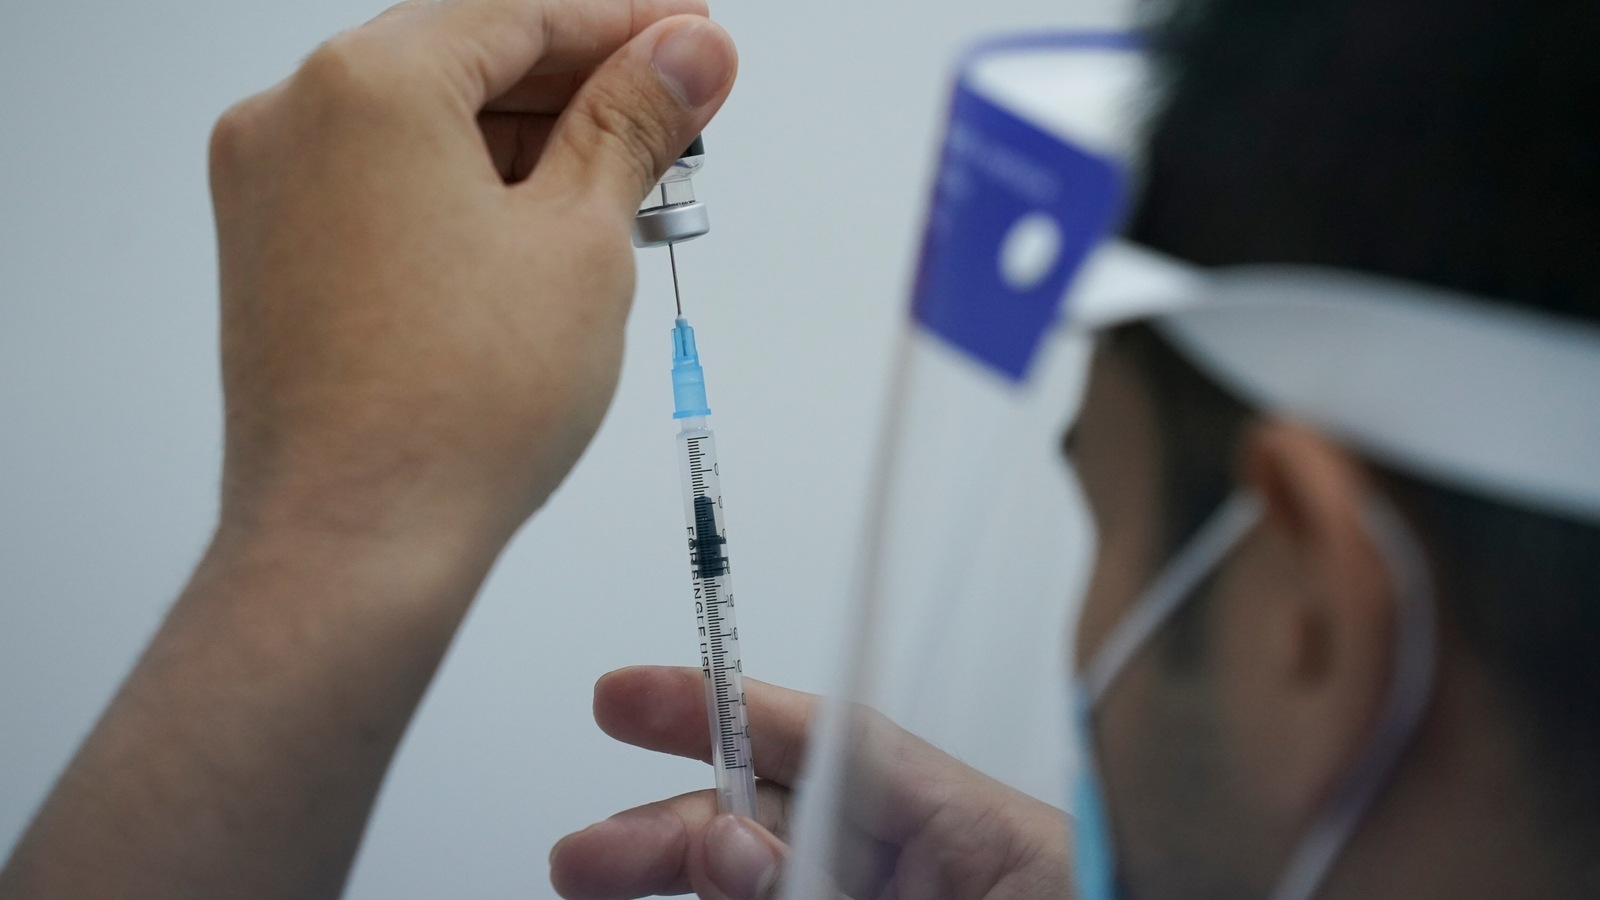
[658,182,684,316]
[669,242,683,316]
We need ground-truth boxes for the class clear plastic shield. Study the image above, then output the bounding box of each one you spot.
[779,34,1148,900]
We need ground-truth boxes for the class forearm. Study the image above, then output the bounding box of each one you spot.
[0,0,735,892]
[0,519,501,899]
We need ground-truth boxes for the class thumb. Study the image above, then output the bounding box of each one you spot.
[530,15,736,213]
[691,814,787,900]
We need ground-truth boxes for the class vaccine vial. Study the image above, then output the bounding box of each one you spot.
[634,136,709,247]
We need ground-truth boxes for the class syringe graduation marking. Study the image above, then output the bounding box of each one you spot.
[680,427,757,800]
[686,436,729,578]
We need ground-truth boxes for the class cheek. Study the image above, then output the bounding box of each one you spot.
[1071,444,1164,671]
[1096,660,1173,818]
[1068,354,1166,669]
[1074,510,1149,668]
[1094,653,1234,896]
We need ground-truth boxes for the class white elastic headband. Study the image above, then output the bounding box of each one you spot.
[1068,241,1600,525]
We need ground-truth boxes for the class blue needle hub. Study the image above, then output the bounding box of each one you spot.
[671,316,712,419]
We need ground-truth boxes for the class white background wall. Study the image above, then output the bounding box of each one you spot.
[0,0,1126,895]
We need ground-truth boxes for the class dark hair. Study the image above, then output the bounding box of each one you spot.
[1122,0,1600,846]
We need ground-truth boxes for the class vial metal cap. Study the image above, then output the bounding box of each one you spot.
[633,201,710,247]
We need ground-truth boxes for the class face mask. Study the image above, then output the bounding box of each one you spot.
[1069,489,1437,900]
[1070,693,1121,900]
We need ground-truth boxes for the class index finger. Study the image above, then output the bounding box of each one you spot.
[593,666,1024,846]
[359,0,710,109]
[594,666,815,787]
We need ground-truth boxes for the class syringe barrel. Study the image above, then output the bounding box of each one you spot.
[675,423,758,818]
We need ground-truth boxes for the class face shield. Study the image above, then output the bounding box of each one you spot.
[776,31,1600,900]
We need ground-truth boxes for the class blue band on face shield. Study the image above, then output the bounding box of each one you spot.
[910,71,1124,382]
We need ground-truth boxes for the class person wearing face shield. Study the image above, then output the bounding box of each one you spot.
[554,1,1600,899]
[4,0,1597,899]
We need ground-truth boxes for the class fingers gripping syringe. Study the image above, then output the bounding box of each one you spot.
[635,137,759,819]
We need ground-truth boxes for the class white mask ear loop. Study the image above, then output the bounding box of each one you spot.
[1078,488,1438,900]
[1268,499,1439,900]
[1081,490,1263,704]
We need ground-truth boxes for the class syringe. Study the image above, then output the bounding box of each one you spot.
[634,138,759,819]
[668,318,758,818]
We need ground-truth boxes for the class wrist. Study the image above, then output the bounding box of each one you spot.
[209,473,513,623]
[218,451,522,561]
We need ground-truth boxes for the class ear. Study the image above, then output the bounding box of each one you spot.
[1214,419,1397,822]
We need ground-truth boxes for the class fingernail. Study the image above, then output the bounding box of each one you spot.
[704,815,778,900]
[653,19,731,108]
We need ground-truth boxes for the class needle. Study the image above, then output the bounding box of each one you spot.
[669,242,683,316]
[657,182,684,316]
